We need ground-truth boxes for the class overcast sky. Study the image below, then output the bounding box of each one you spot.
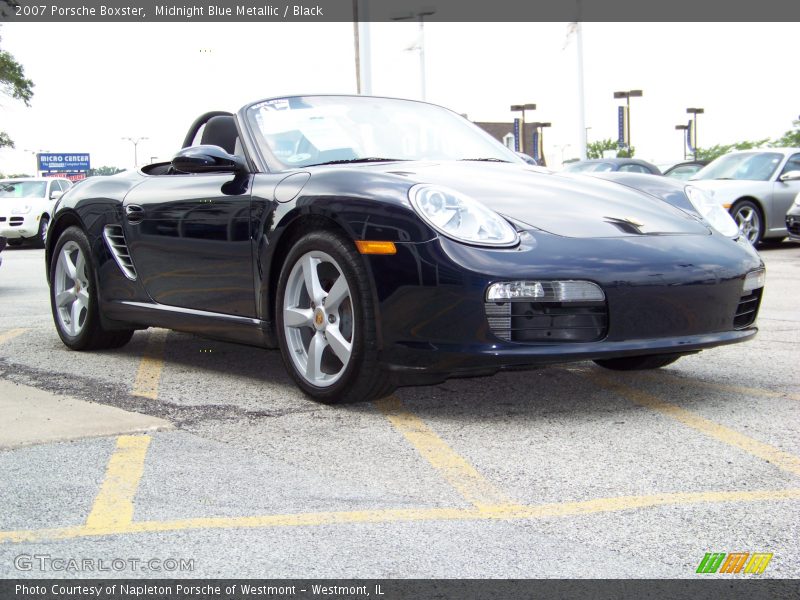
[0,21,797,173]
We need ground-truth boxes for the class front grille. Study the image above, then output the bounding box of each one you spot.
[103,225,137,280]
[0,217,6,222]
[485,300,608,343]
[734,288,762,329]
[10,217,23,226]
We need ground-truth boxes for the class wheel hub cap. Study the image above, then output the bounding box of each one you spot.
[313,308,326,330]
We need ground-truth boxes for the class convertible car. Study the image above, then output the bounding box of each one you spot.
[45,95,765,404]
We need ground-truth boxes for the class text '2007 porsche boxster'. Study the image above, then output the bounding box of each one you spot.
[46,95,765,403]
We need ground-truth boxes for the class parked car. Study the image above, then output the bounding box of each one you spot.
[562,158,662,175]
[689,148,800,245]
[0,177,72,247]
[46,94,764,404]
[786,192,800,241]
[663,160,708,180]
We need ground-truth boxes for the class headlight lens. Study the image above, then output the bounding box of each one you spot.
[12,205,32,215]
[409,184,518,247]
[685,186,739,238]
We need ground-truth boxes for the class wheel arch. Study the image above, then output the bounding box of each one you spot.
[45,210,85,285]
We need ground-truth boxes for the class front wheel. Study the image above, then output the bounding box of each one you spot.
[731,200,763,245]
[50,226,134,350]
[276,230,394,404]
[37,215,50,248]
[593,354,681,371]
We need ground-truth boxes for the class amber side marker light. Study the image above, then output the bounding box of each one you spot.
[355,240,397,255]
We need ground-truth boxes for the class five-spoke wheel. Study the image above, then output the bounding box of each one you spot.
[732,200,763,245]
[276,230,394,404]
[53,240,91,337]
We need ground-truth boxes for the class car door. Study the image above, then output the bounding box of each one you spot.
[771,153,800,234]
[122,172,256,317]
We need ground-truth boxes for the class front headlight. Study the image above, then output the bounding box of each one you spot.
[685,186,739,238]
[409,184,518,247]
[12,205,32,215]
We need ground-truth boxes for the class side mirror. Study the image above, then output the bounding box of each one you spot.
[779,170,800,182]
[172,145,247,174]
[50,190,63,201]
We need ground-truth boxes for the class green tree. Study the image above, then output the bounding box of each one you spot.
[695,138,771,162]
[0,30,35,148]
[88,166,126,176]
[586,138,635,159]
[775,126,800,148]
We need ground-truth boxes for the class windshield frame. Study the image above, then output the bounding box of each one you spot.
[241,94,523,172]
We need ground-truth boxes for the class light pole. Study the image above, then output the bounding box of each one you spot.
[392,8,436,101]
[529,121,551,166]
[510,103,536,154]
[686,108,704,161]
[613,89,643,151]
[122,137,148,168]
[675,124,689,160]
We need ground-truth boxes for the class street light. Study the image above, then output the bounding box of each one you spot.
[613,89,643,150]
[675,124,689,160]
[122,136,149,167]
[510,103,536,154]
[392,8,436,101]
[529,121,551,166]
[686,108,704,161]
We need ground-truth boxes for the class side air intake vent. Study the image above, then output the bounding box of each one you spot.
[103,225,137,280]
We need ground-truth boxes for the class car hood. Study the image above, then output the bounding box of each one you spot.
[347,161,710,238]
[0,198,46,212]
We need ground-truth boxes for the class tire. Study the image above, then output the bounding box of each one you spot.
[275,230,394,404]
[49,226,134,350]
[7,239,23,247]
[37,215,49,249]
[731,200,763,245]
[594,354,681,371]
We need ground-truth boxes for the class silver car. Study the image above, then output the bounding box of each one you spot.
[690,148,800,245]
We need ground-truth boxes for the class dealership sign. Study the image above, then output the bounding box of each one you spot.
[38,153,91,172]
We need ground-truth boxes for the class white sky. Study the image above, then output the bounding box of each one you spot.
[0,21,798,173]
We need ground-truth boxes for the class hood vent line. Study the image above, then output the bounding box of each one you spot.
[103,225,137,281]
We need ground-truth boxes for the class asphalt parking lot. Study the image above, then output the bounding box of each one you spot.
[0,242,798,578]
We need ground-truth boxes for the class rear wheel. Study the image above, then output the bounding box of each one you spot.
[731,200,763,245]
[276,230,394,404]
[593,354,681,371]
[50,226,134,350]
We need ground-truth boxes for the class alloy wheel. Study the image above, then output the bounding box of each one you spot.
[53,241,91,337]
[733,204,761,244]
[282,250,354,387]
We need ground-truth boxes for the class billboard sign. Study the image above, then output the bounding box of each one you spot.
[38,153,91,172]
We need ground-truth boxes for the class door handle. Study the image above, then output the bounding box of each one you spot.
[125,204,144,224]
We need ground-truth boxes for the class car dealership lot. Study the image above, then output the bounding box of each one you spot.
[0,244,798,578]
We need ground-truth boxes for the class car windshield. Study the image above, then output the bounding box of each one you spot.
[0,180,46,198]
[691,152,783,182]
[246,96,522,169]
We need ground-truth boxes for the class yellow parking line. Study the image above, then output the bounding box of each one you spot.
[589,372,800,477]
[84,435,151,530]
[2,487,798,544]
[375,396,517,508]
[132,329,168,399]
[0,328,27,345]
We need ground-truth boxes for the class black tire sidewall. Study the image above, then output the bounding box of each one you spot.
[49,226,102,350]
[275,231,374,403]
[37,215,49,248]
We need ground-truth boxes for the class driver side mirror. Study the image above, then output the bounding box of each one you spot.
[172,145,247,174]
[779,170,800,182]
[50,190,63,201]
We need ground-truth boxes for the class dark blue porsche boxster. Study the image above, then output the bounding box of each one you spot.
[46,95,765,403]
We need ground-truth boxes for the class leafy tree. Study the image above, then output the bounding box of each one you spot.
[775,126,800,148]
[88,166,126,176]
[694,138,771,162]
[586,138,635,159]
[0,29,35,148]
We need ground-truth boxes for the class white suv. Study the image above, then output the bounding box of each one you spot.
[0,177,72,247]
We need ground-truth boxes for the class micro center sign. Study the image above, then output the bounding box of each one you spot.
[37,153,90,182]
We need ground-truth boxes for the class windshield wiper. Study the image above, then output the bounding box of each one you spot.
[459,158,512,163]
[307,157,407,167]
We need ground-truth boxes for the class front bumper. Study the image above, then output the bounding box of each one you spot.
[786,207,800,240]
[366,229,764,383]
[0,213,40,239]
